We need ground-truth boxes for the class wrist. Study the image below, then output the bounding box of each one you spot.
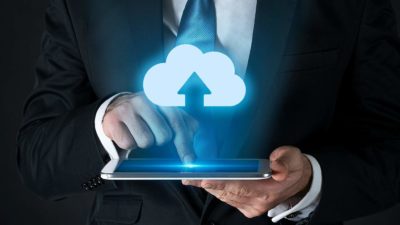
[95,92,131,160]
[269,154,322,223]
[301,154,313,193]
[105,92,134,114]
[288,155,313,205]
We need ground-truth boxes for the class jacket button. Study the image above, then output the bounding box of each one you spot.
[83,176,104,191]
[82,183,90,191]
[96,176,104,184]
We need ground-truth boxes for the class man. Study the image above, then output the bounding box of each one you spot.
[17,0,400,225]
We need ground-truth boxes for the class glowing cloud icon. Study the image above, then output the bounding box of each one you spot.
[143,45,246,107]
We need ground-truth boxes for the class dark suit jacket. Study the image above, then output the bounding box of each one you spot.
[17,0,400,225]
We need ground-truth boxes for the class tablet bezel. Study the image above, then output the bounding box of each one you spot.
[101,159,271,180]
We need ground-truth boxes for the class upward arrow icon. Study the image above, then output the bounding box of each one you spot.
[178,72,211,113]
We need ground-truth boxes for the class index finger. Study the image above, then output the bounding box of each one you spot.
[159,107,196,164]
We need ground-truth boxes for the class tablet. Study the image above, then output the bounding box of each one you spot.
[101,159,271,180]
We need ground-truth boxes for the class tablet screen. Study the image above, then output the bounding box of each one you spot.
[115,159,260,173]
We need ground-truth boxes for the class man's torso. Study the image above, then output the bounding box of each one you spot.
[66,0,362,224]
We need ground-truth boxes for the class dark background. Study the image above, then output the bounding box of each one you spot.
[1,1,399,224]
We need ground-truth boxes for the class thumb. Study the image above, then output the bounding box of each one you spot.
[269,147,294,182]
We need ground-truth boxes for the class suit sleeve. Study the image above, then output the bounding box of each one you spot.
[17,0,115,200]
[309,0,400,223]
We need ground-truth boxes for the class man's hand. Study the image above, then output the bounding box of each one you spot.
[182,146,312,218]
[103,93,199,163]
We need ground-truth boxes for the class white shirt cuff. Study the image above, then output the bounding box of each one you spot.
[94,92,131,160]
[268,154,322,223]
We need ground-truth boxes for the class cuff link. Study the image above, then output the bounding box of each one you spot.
[286,211,302,219]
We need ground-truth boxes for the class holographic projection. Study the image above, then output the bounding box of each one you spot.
[143,45,246,108]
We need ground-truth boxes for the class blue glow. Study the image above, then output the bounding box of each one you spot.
[183,163,199,169]
[115,159,259,173]
[143,45,246,107]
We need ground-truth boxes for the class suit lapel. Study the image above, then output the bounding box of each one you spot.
[203,0,299,216]
[126,0,164,91]
[248,0,299,89]
[218,0,299,159]
[87,0,164,97]
[88,0,163,98]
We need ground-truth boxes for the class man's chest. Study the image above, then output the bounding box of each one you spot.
[68,0,365,154]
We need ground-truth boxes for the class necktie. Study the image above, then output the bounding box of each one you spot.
[175,0,218,159]
[173,0,218,202]
[176,0,217,52]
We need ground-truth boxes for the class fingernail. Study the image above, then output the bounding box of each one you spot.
[182,180,188,185]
